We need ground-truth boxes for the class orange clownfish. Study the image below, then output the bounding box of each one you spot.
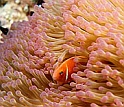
[52,56,86,85]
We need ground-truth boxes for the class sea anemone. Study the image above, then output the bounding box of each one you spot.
[0,0,124,107]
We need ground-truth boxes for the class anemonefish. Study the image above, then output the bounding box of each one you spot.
[52,56,86,85]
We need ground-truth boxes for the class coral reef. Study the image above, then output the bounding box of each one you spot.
[0,0,36,40]
[0,0,35,28]
[0,0,124,107]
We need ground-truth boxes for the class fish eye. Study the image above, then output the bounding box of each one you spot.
[59,71,63,75]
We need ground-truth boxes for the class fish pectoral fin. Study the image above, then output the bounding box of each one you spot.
[65,65,69,81]
[57,81,64,85]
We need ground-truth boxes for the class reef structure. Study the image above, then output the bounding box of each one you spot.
[0,0,124,107]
